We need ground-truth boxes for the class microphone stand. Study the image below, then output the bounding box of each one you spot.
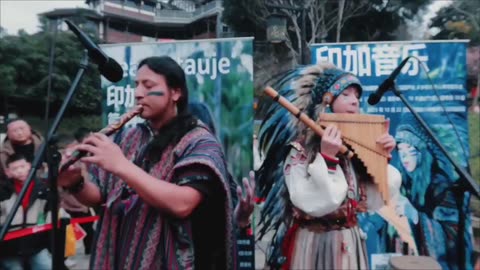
[0,51,90,270]
[387,82,479,270]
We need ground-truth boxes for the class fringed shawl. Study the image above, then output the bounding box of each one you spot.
[89,123,237,270]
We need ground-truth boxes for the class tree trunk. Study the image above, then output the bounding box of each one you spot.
[336,0,345,42]
[320,4,327,43]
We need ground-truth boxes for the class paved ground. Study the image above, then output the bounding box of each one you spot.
[68,242,90,270]
[65,230,480,270]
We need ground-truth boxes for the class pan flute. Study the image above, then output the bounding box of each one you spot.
[318,113,390,203]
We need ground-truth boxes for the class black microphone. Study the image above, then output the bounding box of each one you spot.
[64,20,123,82]
[368,56,412,105]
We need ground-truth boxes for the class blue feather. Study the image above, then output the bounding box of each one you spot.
[255,66,314,267]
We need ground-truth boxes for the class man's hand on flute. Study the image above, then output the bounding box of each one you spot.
[75,133,128,175]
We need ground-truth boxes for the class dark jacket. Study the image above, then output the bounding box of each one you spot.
[0,130,44,178]
[0,178,51,257]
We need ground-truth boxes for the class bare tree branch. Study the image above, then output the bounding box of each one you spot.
[451,2,480,31]
[307,3,318,44]
[256,0,375,63]
[284,36,299,64]
[336,0,345,42]
[342,0,371,22]
[310,2,324,42]
[290,13,303,55]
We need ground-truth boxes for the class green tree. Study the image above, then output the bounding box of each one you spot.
[340,0,431,41]
[429,0,480,45]
[0,29,101,115]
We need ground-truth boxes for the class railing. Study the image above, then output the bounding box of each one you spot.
[192,1,222,17]
[143,4,155,12]
[172,0,195,12]
[107,0,124,5]
[103,0,222,24]
[124,0,138,9]
[104,0,155,14]
[154,0,223,24]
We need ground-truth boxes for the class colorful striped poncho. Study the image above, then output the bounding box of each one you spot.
[88,122,237,269]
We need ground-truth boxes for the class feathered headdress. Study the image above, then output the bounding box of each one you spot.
[256,62,363,267]
[395,113,466,181]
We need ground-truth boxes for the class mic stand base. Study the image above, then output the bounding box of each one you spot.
[46,141,63,270]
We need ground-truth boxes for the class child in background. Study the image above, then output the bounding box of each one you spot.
[0,153,52,270]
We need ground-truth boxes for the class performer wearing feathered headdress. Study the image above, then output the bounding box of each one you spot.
[256,62,397,269]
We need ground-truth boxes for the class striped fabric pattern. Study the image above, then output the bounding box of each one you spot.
[286,157,369,270]
[289,226,368,269]
[89,123,236,270]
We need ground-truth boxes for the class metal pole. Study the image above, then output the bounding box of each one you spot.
[301,8,306,64]
[44,19,58,132]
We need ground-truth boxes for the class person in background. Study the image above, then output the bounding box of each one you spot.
[0,119,44,180]
[0,153,52,270]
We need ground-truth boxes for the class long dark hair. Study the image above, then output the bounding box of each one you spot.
[137,56,189,115]
[136,56,196,166]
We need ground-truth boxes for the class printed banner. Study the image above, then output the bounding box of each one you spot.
[99,38,254,185]
[100,38,256,269]
[311,41,472,270]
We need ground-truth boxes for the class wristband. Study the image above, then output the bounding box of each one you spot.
[321,153,339,172]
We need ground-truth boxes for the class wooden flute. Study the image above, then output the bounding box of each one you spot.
[59,105,143,172]
[264,86,354,158]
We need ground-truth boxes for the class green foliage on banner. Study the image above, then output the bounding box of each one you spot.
[183,41,254,183]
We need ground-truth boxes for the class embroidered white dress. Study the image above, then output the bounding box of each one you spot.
[284,144,369,270]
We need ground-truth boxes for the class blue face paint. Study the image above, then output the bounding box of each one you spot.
[147,91,165,97]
